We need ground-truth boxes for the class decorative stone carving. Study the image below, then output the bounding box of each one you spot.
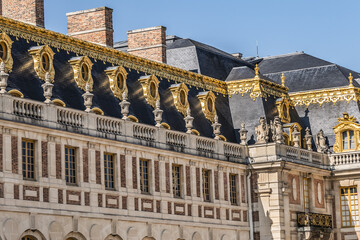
[138,75,160,108]
[304,127,312,150]
[292,125,301,148]
[271,116,284,144]
[41,72,54,104]
[239,123,248,145]
[169,82,189,116]
[255,117,269,144]
[68,56,93,91]
[120,91,130,120]
[82,83,93,112]
[212,114,221,140]
[184,107,194,134]
[105,66,128,100]
[153,100,163,128]
[28,45,55,82]
[316,129,329,153]
[0,62,9,94]
[197,91,216,122]
[0,32,13,73]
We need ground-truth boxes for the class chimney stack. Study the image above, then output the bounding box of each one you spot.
[127,26,167,63]
[1,0,44,28]
[66,7,113,47]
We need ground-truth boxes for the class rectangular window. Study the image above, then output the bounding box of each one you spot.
[202,169,211,202]
[230,174,238,205]
[340,186,359,227]
[65,146,76,184]
[22,139,35,180]
[172,164,181,198]
[104,153,115,190]
[303,178,310,211]
[140,159,149,193]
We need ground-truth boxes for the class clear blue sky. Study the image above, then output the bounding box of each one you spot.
[45,0,359,71]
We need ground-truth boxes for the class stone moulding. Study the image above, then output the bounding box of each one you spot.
[28,45,55,82]
[289,86,360,107]
[0,16,226,95]
[105,66,128,100]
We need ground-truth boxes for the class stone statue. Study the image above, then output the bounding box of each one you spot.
[270,116,284,144]
[184,107,194,134]
[153,100,163,127]
[255,117,269,143]
[212,114,221,140]
[0,62,8,94]
[41,72,54,104]
[239,123,248,145]
[292,125,300,148]
[82,83,93,112]
[304,127,312,150]
[120,91,130,120]
[316,129,329,153]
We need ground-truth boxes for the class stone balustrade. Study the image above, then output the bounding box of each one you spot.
[330,151,360,170]
[0,94,247,163]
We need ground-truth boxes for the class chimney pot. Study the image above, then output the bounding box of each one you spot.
[66,7,114,47]
[2,0,45,28]
[127,26,167,63]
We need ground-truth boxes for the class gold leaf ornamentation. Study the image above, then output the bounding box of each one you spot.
[0,32,13,73]
[169,82,189,116]
[68,56,93,91]
[197,91,216,122]
[105,66,128,100]
[138,75,160,108]
[28,45,55,82]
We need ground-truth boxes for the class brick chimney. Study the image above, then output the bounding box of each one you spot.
[1,0,44,28]
[127,26,167,63]
[66,7,113,47]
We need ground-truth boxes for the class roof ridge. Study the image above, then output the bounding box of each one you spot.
[263,64,337,75]
[262,52,304,60]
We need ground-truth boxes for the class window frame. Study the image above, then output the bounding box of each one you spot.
[202,169,211,202]
[65,146,77,185]
[139,159,150,194]
[340,186,360,227]
[172,164,182,198]
[342,130,355,151]
[104,153,115,190]
[303,177,310,211]
[22,139,36,181]
[229,174,238,205]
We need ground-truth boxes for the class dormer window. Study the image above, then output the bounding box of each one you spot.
[197,91,216,122]
[0,41,8,61]
[29,45,55,82]
[138,75,160,108]
[105,66,128,100]
[342,130,355,150]
[41,53,50,72]
[169,83,189,116]
[81,63,89,82]
[0,32,13,72]
[68,56,93,91]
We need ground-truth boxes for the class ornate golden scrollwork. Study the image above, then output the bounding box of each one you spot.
[28,45,55,82]
[138,75,160,108]
[0,32,13,73]
[68,56,93,91]
[333,112,360,153]
[169,82,189,116]
[276,95,291,123]
[105,66,128,100]
[197,91,216,122]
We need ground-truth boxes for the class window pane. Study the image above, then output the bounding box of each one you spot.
[140,159,149,193]
[65,147,76,184]
[343,131,348,150]
[22,140,35,180]
[104,154,115,189]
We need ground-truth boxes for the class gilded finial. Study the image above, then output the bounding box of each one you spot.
[281,73,285,87]
[349,73,354,87]
[255,64,259,76]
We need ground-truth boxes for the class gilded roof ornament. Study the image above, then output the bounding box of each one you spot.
[281,73,285,87]
[348,73,354,87]
[254,64,260,80]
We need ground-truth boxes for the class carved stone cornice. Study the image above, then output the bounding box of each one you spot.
[227,78,288,100]
[0,16,226,95]
[289,86,360,107]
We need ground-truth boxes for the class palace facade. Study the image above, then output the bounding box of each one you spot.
[0,1,358,240]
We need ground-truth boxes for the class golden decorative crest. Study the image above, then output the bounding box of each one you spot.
[333,112,360,153]
[169,82,189,116]
[276,96,291,123]
[138,75,160,108]
[68,56,93,91]
[197,91,216,122]
[0,32,13,73]
[105,66,128,100]
[28,45,55,82]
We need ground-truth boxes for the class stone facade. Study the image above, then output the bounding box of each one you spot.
[127,26,167,63]
[66,7,114,47]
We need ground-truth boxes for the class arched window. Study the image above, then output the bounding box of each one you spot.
[342,130,355,150]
